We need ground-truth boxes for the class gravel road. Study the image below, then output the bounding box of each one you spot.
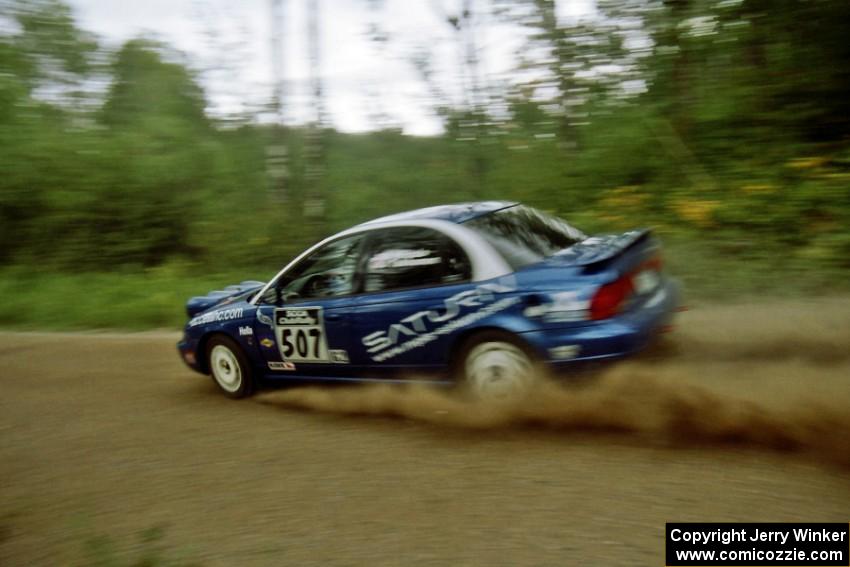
[2,298,849,566]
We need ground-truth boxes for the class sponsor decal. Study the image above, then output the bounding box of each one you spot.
[523,291,589,323]
[549,345,581,360]
[369,296,521,362]
[260,338,275,348]
[362,279,520,363]
[274,307,331,363]
[275,308,320,326]
[239,326,253,336]
[329,349,350,364]
[362,280,517,360]
[189,307,244,327]
[368,248,441,271]
[268,361,296,371]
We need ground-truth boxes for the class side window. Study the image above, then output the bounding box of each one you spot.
[275,234,364,302]
[364,227,471,293]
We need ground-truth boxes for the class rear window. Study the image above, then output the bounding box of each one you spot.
[363,226,471,293]
[464,205,586,269]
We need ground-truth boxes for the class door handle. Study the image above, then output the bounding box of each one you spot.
[325,313,342,321]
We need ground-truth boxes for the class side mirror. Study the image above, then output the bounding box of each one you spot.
[260,284,282,306]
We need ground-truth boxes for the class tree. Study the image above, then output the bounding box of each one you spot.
[81,40,214,266]
[0,0,98,263]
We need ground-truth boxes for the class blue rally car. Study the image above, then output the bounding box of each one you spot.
[178,202,679,399]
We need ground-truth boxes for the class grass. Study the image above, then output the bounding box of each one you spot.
[662,235,850,301]
[0,264,272,331]
[0,238,846,331]
[80,524,202,567]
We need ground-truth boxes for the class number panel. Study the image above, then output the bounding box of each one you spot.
[274,307,331,363]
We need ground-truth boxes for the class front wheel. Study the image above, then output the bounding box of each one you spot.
[456,331,537,401]
[206,335,255,398]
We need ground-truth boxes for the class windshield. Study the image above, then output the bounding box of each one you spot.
[464,205,586,269]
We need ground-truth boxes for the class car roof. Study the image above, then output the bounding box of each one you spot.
[358,201,518,227]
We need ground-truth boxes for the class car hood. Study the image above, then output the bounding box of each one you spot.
[186,281,265,318]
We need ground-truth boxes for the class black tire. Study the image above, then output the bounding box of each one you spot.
[453,330,538,401]
[205,335,256,399]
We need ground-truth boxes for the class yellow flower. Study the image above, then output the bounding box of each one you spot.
[786,157,828,169]
[740,184,776,194]
[598,186,648,210]
[671,198,720,227]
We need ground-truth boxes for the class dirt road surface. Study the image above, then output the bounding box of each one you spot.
[2,298,850,566]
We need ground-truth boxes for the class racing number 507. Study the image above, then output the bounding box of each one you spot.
[281,328,322,359]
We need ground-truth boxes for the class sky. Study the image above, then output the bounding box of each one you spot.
[65,0,595,135]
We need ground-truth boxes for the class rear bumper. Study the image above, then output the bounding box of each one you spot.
[518,279,680,369]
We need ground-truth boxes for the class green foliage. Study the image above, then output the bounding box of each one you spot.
[0,264,271,330]
[6,0,98,83]
[1,0,849,329]
[101,40,208,132]
[81,524,202,567]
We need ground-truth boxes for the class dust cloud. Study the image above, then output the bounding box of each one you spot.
[258,298,850,467]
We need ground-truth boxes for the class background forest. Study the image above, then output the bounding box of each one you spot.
[1,0,849,329]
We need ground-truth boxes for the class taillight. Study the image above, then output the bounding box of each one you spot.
[589,277,633,320]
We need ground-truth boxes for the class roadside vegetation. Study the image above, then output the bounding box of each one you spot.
[1,0,849,330]
[80,525,201,567]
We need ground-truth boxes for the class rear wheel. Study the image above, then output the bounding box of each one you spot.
[456,331,537,401]
[206,335,255,398]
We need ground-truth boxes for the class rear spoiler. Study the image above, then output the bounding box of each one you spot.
[556,229,654,271]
